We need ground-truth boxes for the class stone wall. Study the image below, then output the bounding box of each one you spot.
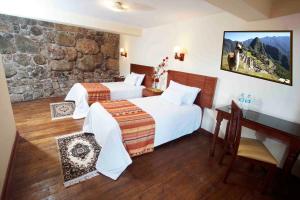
[0,14,120,102]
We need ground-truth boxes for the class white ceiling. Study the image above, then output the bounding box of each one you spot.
[0,0,298,35]
[0,0,221,29]
[53,0,221,28]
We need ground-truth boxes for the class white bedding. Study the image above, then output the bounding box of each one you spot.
[65,82,144,119]
[82,96,202,180]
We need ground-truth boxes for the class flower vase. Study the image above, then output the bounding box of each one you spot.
[153,81,158,89]
[153,78,159,89]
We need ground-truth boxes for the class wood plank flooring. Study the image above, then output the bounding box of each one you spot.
[7,97,300,200]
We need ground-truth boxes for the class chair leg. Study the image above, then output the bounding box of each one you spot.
[261,165,277,194]
[248,163,255,172]
[219,143,229,165]
[219,150,226,165]
[223,155,236,183]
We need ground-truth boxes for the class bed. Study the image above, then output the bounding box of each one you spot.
[65,64,154,119]
[82,70,217,180]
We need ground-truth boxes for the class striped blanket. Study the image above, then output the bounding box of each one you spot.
[81,83,110,104]
[100,100,155,157]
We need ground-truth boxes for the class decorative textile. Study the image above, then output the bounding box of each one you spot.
[81,83,111,104]
[100,100,155,157]
[50,102,75,120]
[56,132,101,187]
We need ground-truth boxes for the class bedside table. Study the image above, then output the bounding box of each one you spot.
[113,76,125,82]
[142,88,163,97]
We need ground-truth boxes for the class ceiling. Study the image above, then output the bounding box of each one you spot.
[0,0,299,35]
[0,0,221,29]
[52,0,221,28]
[208,0,300,21]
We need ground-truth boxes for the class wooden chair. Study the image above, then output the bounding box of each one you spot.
[219,101,278,193]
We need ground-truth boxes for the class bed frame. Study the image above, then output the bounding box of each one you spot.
[167,70,217,110]
[129,64,217,109]
[130,64,154,88]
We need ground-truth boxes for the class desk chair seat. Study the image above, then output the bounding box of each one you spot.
[238,138,278,165]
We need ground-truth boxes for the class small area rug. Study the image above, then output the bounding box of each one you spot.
[56,131,101,187]
[50,102,75,120]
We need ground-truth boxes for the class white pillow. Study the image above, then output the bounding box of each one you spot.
[131,72,145,86]
[169,80,201,105]
[161,87,185,106]
[124,74,138,86]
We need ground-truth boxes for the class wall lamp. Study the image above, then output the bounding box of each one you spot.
[174,46,185,61]
[120,48,127,57]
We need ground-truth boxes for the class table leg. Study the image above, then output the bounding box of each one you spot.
[280,144,300,195]
[283,144,300,178]
[224,120,230,143]
[210,112,223,157]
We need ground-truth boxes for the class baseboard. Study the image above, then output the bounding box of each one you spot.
[1,131,19,200]
[198,128,224,143]
[197,128,212,136]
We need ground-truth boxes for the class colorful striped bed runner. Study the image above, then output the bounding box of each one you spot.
[100,100,155,157]
[81,83,111,104]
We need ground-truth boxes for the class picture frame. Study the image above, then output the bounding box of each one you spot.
[220,31,293,86]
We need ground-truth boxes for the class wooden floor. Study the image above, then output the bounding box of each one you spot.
[8,97,300,200]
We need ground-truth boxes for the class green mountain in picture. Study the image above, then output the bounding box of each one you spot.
[222,36,291,84]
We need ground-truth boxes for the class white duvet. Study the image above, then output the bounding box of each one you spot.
[82,96,202,180]
[65,82,144,119]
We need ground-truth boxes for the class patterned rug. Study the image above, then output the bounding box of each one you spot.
[50,102,75,120]
[56,132,101,187]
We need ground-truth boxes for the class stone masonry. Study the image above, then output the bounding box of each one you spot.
[0,14,120,102]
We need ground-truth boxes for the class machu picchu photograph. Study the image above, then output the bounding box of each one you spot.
[221,31,292,85]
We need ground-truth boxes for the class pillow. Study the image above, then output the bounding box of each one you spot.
[124,74,138,86]
[169,80,201,105]
[131,72,145,86]
[161,87,185,106]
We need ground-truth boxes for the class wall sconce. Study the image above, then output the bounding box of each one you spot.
[174,46,185,61]
[120,48,127,57]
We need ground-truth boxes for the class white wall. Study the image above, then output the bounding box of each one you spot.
[119,12,300,175]
[0,57,16,196]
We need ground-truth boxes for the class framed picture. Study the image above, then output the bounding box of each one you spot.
[220,31,293,86]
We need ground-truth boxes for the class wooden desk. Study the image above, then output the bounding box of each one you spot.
[210,105,300,176]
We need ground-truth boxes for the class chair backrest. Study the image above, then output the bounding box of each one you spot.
[226,101,243,154]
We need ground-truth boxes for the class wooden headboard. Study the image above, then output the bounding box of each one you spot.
[167,70,217,109]
[130,64,154,88]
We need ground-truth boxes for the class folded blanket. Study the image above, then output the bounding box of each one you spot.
[100,100,155,157]
[81,83,110,104]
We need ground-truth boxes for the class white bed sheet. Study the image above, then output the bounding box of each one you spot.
[82,96,202,180]
[65,82,144,119]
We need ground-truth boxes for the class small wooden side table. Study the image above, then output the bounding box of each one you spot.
[113,76,125,82]
[142,88,163,97]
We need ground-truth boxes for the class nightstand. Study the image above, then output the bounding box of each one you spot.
[113,76,125,82]
[142,88,163,97]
